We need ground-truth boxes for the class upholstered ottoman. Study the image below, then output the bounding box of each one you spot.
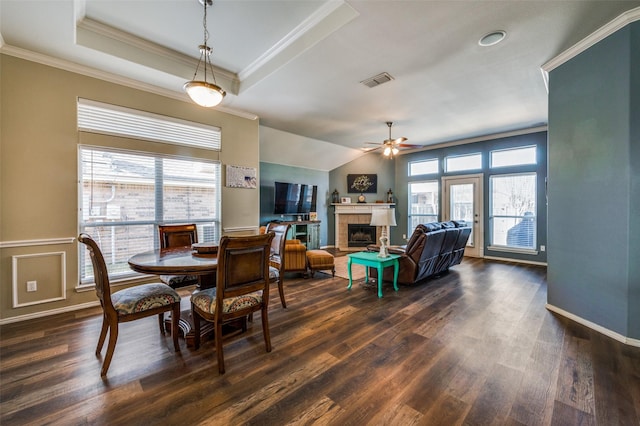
[306,249,335,278]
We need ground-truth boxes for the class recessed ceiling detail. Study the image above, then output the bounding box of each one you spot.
[479,30,507,47]
[360,72,394,88]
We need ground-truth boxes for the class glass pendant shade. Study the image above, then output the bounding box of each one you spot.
[184,0,225,108]
[383,146,391,156]
[184,81,226,107]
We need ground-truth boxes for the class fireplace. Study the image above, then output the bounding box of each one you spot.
[348,224,376,247]
[334,203,392,251]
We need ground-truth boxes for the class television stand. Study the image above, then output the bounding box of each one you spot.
[281,220,320,250]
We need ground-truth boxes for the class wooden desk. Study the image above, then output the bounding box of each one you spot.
[128,247,219,347]
[346,252,401,298]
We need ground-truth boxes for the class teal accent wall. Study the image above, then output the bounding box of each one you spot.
[328,153,396,246]
[630,22,640,340]
[327,133,548,261]
[396,131,548,264]
[548,23,639,340]
[259,162,329,247]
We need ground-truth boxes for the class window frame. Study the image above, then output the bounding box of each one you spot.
[444,153,482,173]
[407,180,440,236]
[409,158,439,176]
[488,172,537,253]
[490,145,537,168]
[78,145,222,286]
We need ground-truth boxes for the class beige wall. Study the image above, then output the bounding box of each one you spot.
[0,55,260,322]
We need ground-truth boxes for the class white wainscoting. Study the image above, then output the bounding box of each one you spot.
[12,251,67,308]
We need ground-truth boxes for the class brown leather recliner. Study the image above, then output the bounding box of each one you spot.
[368,221,471,285]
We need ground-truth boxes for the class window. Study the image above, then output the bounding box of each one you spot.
[408,181,439,235]
[489,173,536,250]
[445,153,482,172]
[490,146,536,168]
[79,147,221,284]
[409,159,438,176]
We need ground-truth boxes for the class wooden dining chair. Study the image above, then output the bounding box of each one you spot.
[191,233,275,374]
[158,223,199,288]
[265,222,291,308]
[78,233,181,376]
[158,223,198,248]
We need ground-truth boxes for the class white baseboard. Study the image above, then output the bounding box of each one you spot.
[0,301,100,325]
[483,255,547,266]
[546,303,640,347]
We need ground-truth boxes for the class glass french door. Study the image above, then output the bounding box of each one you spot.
[442,174,483,257]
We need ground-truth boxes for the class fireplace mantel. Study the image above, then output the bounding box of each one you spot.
[333,203,394,251]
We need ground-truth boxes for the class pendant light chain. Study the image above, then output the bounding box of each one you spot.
[202,0,209,83]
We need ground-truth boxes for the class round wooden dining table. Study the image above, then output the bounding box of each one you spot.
[128,245,218,289]
[128,245,219,347]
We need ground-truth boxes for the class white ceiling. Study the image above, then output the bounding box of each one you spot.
[2,0,639,170]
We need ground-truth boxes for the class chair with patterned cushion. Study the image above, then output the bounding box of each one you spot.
[265,222,291,308]
[191,233,275,374]
[158,223,199,288]
[78,233,181,377]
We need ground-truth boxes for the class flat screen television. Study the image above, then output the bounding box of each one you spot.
[274,181,318,215]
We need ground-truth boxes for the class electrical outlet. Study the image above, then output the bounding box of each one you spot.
[540,245,546,252]
[402,234,407,240]
[26,280,37,292]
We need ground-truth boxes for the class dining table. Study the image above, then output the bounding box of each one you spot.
[128,244,220,347]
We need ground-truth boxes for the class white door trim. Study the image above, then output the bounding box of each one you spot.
[442,173,484,258]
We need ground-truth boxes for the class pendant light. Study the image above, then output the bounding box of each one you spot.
[184,0,226,107]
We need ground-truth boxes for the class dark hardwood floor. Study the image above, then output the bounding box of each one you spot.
[1,257,639,425]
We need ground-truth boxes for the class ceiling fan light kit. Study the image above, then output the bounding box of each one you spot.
[364,121,420,158]
[184,0,226,107]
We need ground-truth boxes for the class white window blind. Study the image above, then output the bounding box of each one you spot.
[77,99,221,150]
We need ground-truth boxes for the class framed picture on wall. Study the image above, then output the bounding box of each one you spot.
[347,174,377,193]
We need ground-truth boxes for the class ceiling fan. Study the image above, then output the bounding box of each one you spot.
[364,122,420,158]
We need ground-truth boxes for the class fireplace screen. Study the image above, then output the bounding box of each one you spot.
[348,224,376,247]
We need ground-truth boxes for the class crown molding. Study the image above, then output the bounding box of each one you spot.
[398,125,548,155]
[540,6,640,91]
[0,45,258,120]
[238,0,359,92]
[76,17,240,95]
[76,17,237,82]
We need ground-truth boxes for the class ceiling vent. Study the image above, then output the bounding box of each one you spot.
[360,72,394,88]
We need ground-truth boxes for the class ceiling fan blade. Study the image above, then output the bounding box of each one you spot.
[394,137,408,144]
[364,141,381,145]
[396,143,422,149]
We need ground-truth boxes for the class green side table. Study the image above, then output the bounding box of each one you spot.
[346,251,401,298]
